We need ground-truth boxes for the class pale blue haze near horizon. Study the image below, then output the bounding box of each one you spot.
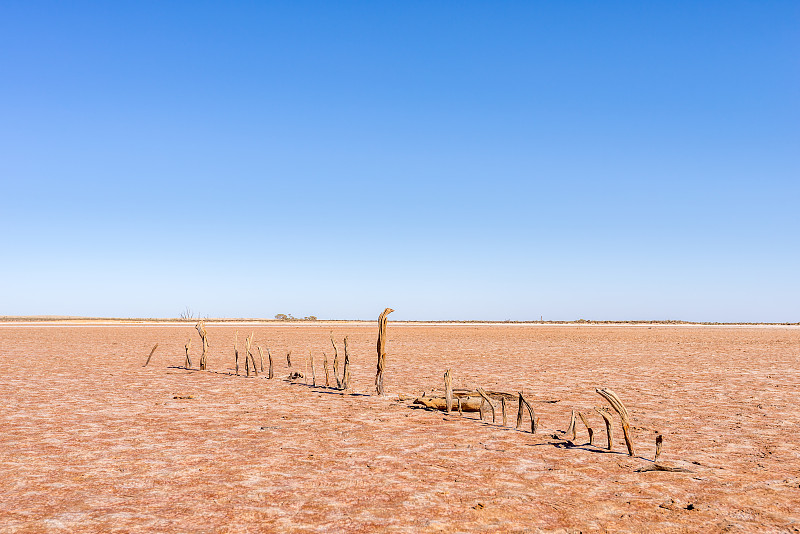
[1,1,798,322]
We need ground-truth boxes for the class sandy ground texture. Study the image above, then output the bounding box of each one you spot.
[1,324,799,533]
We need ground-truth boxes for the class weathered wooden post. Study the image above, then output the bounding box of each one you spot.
[234,331,240,376]
[246,333,257,377]
[331,334,340,388]
[310,349,316,386]
[341,336,351,391]
[257,346,265,374]
[444,369,453,414]
[566,410,577,440]
[375,307,394,396]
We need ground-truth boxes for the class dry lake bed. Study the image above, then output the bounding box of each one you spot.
[1,323,799,532]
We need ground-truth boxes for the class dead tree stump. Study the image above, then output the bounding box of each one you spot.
[267,348,274,379]
[246,333,257,377]
[595,407,614,451]
[323,351,330,387]
[578,412,594,445]
[655,434,663,463]
[596,388,636,456]
[375,307,394,396]
[518,392,537,433]
[566,410,577,441]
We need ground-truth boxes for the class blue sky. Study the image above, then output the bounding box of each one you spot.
[1,1,798,321]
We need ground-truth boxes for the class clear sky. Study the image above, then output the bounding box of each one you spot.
[1,1,798,322]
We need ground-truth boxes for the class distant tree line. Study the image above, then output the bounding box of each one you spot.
[274,314,317,321]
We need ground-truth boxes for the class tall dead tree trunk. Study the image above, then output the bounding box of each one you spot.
[375,307,394,396]
[196,321,210,370]
[323,352,330,387]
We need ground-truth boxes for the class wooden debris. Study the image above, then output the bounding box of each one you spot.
[286,350,292,368]
[267,347,274,379]
[414,396,482,412]
[457,397,463,415]
[476,388,496,423]
[323,351,330,387]
[596,388,636,456]
[375,307,394,396]
[595,407,614,450]
[444,369,453,414]
[143,343,159,367]
[501,397,507,426]
[635,463,692,473]
[655,434,663,463]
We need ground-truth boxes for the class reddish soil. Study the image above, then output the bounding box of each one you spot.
[1,324,799,533]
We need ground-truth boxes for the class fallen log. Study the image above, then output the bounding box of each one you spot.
[413,396,482,412]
